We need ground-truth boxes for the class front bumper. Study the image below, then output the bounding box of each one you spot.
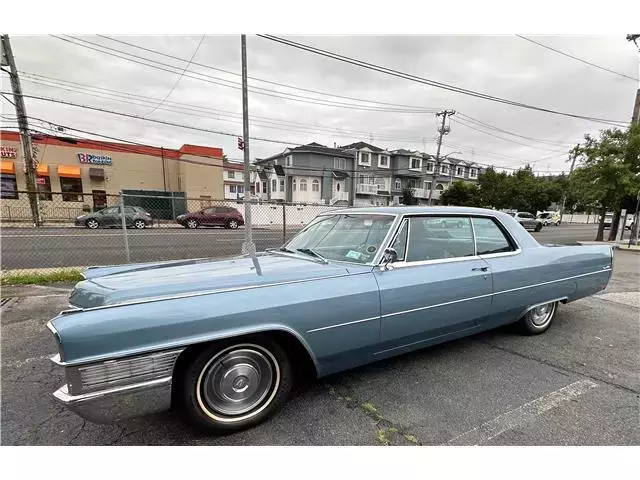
[53,376,173,424]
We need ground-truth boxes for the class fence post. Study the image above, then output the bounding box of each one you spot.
[119,192,131,263]
[282,203,286,245]
[170,191,176,220]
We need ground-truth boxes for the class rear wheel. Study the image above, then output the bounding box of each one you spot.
[177,336,292,434]
[517,301,558,335]
[534,223,542,232]
[226,218,240,229]
[85,218,99,229]
[187,219,199,229]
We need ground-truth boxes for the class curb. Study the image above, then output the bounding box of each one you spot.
[577,241,640,252]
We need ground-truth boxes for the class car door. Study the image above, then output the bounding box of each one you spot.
[199,207,217,226]
[122,207,137,226]
[522,213,536,229]
[99,206,119,227]
[373,215,493,355]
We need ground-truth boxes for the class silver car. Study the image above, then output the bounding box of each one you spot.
[508,211,542,232]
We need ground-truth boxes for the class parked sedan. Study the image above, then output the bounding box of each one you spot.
[176,206,244,229]
[48,206,612,434]
[508,211,542,232]
[75,206,153,229]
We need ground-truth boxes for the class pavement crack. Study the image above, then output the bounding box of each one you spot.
[68,419,86,445]
[479,340,640,395]
[325,383,421,446]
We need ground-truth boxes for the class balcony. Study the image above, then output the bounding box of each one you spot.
[356,184,380,194]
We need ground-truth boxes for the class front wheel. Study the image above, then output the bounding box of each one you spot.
[517,301,558,335]
[134,219,146,229]
[85,218,99,229]
[187,219,199,229]
[177,336,292,434]
[534,223,542,232]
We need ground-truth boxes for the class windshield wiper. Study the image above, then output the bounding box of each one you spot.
[279,247,295,253]
[296,248,328,264]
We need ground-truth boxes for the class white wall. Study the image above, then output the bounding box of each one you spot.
[291,175,322,204]
[221,201,340,227]
[224,169,244,182]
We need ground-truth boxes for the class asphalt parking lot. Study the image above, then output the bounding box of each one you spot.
[1,249,638,446]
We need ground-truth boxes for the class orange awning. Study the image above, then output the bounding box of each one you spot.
[36,164,49,176]
[57,165,81,178]
[1,160,16,175]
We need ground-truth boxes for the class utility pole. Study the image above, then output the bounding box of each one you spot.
[1,34,41,226]
[559,147,578,225]
[427,109,455,206]
[240,34,255,256]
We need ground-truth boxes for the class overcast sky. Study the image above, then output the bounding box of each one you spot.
[2,34,638,174]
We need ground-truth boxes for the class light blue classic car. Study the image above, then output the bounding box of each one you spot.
[47,206,613,434]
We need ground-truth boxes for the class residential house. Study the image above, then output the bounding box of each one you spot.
[339,142,393,207]
[254,142,354,205]
[223,161,248,200]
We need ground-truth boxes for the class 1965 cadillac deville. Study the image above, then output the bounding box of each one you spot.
[47,206,613,433]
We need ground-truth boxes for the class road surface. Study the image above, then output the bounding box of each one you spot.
[0,223,621,271]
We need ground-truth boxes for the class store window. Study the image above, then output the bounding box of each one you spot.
[60,177,83,202]
[1,173,18,199]
[37,176,52,201]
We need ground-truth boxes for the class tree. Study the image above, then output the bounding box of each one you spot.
[476,167,511,209]
[440,180,480,206]
[401,187,418,205]
[571,124,640,241]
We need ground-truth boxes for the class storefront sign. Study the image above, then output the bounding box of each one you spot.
[1,146,18,159]
[77,153,112,165]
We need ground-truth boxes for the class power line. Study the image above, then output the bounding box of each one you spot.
[142,34,206,117]
[96,34,442,112]
[51,35,436,114]
[256,34,629,127]
[515,34,639,82]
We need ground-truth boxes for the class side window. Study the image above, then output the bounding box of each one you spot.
[390,219,408,261]
[101,207,118,215]
[124,207,135,214]
[405,216,475,262]
[203,207,216,215]
[472,217,515,255]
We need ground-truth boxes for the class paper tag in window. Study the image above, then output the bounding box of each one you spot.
[363,219,373,226]
[346,250,363,260]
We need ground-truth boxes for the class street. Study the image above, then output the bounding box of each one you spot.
[0,223,614,271]
[1,249,638,446]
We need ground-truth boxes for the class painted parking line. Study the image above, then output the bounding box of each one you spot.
[444,380,598,446]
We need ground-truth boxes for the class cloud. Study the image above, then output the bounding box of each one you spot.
[2,34,637,173]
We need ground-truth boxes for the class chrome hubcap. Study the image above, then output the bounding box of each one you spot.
[88,220,98,228]
[135,221,145,228]
[188,220,197,228]
[199,347,276,417]
[229,220,238,228]
[530,302,555,326]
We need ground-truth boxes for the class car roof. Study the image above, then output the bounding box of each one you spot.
[328,206,505,216]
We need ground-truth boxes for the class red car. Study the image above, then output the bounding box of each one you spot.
[176,206,244,229]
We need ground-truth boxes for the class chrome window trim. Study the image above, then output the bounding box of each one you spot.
[391,255,482,269]
[471,215,522,257]
[469,216,478,256]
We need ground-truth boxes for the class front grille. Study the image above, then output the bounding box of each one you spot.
[67,349,184,395]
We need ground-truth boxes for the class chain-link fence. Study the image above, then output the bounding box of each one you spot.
[0,190,342,275]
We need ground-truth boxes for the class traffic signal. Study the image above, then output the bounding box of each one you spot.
[237,137,245,150]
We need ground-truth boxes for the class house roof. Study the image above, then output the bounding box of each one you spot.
[339,141,384,152]
[224,161,246,171]
[259,142,354,162]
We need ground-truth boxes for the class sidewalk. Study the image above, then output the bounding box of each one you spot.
[577,240,640,252]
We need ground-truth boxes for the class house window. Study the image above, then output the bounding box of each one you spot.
[285,156,293,167]
[426,162,434,172]
[237,185,244,194]
[60,177,83,202]
[470,168,478,178]
[272,179,277,192]
[436,184,444,191]
[300,178,308,192]
[37,176,52,201]
[379,155,389,168]
[0,173,18,199]
[229,185,237,194]
[359,152,370,165]
[334,157,346,169]
[425,181,432,190]
[256,182,261,193]
[228,170,235,179]
[456,166,464,177]
[441,164,449,175]
[262,181,267,193]
[410,157,421,170]
[394,179,401,190]
[292,178,296,192]
[312,179,320,192]
[280,179,285,192]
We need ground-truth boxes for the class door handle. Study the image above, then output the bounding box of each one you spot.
[472,266,489,272]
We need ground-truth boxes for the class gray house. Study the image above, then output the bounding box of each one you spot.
[339,142,394,207]
[254,142,354,206]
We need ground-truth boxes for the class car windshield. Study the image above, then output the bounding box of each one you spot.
[282,214,396,264]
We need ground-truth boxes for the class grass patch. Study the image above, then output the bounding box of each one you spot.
[1,269,83,286]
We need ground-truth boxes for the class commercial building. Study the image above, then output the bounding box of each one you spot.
[0,130,225,213]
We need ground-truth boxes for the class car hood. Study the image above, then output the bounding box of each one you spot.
[68,253,369,309]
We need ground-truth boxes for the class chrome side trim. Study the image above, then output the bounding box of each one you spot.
[479,249,522,259]
[306,316,380,333]
[380,268,610,320]
[374,325,479,356]
[69,272,356,312]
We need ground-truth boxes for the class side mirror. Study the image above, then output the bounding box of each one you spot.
[380,247,398,271]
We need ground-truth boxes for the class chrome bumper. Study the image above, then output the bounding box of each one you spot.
[53,376,173,424]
